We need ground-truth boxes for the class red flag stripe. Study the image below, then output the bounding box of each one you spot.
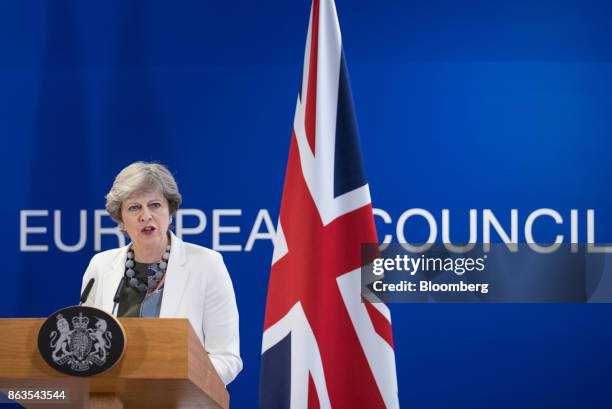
[304,0,319,155]
[308,372,321,409]
[364,299,394,349]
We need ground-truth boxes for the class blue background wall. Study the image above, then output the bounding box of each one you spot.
[1,1,612,407]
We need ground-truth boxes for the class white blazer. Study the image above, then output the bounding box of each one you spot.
[80,232,242,385]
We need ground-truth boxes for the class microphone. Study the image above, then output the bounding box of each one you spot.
[112,277,126,316]
[79,278,95,305]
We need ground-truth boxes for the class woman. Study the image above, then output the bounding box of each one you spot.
[80,162,242,385]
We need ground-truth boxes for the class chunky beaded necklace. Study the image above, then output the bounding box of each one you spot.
[124,245,171,292]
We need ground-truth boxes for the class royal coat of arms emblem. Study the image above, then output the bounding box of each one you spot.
[38,306,125,376]
[50,312,112,371]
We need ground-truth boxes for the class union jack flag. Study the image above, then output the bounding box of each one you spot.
[260,1,399,408]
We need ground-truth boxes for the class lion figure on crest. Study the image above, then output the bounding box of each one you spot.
[50,314,72,361]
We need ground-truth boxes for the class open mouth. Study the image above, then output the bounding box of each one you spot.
[141,226,156,234]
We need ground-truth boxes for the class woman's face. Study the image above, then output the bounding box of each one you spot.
[121,189,170,251]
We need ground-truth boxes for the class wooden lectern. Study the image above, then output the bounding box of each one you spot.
[0,318,229,409]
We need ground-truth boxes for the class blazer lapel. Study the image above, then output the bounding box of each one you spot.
[159,232,190,318]
[102,244,129,315]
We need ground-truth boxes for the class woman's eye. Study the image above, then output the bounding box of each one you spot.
[128,205,140,211]
[150,202,161,208]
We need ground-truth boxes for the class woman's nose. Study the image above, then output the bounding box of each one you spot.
[139,208,153,221]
